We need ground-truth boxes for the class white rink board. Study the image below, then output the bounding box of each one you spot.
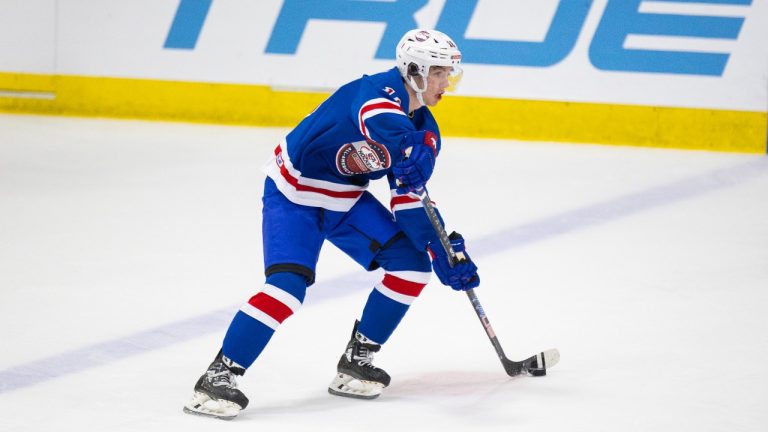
[0,0,766,111]
[0,0,57,74]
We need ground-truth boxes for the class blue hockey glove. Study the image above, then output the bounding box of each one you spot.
[392,130,438,194]
[427,231,480,291]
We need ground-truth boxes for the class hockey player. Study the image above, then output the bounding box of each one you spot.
[183,29,480,420]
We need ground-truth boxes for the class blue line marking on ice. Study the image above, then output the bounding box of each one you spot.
[471,158,768,254]
[1,158,765,394]
[0,272,380,395]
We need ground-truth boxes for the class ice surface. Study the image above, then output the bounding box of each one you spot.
[1,114,767,431]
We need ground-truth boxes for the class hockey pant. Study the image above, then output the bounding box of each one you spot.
[221,178,431,369]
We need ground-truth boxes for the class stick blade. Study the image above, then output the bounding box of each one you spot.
[504,348,560,377]
[527,348,560,376]
[541,348,560,369]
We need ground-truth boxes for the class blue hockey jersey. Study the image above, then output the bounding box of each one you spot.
[263,67,443,249]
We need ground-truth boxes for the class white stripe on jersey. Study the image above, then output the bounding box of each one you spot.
[276,141,367,192]
[264,140,367,212]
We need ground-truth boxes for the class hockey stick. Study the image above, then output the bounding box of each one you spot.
[415,189,560,377]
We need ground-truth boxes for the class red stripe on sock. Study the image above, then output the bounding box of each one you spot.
[248,293,293,323]
[382,274,426,297]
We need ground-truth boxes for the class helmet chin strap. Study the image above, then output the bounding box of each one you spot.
[415,90,425,106]
[407,75,428,107]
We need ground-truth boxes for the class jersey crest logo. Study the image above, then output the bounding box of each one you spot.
[336,140,391,176]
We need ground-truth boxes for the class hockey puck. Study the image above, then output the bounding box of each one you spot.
[530,369,546,377]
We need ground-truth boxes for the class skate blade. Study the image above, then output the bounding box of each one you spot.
[183,391,241,420]
[327,373,384,400]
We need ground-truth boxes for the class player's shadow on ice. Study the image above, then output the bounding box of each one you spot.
[239,370,518,419]
[385,370,517,398]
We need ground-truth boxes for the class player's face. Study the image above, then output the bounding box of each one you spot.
[422,66,453,106]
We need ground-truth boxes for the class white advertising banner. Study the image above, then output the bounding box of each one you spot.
[1,0,766,111]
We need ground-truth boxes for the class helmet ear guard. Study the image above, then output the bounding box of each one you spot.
[405,62,427,96]
[407,63,420,77]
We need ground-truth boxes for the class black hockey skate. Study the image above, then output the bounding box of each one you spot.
[328,320,391,400]
[183,351,249,420]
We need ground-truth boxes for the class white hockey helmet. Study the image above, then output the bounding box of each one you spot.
[396,29,463,98]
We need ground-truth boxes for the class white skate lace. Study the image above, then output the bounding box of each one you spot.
[354,346,375,367]
[207,369,238,389]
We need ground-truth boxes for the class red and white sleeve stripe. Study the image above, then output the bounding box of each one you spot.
[358,97,406,141]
